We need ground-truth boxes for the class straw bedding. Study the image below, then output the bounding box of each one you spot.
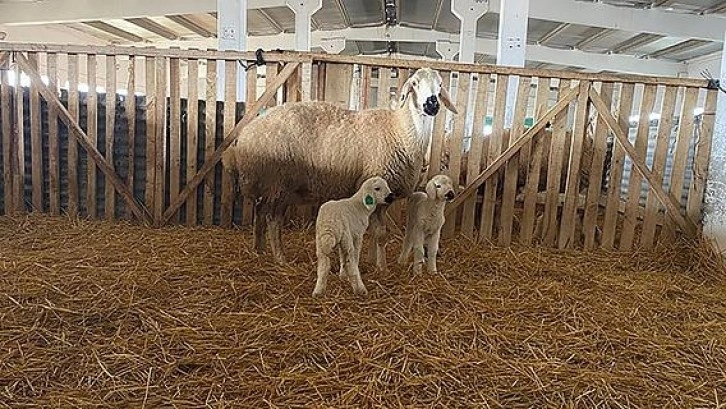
[1,214,725,408]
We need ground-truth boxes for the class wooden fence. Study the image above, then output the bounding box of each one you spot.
[0,42,718,251]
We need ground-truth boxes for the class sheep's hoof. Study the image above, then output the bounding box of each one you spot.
[312,288,325,298]
[353,286,368,297]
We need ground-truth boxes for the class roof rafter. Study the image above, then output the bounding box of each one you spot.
[126,17,178,40]
[84,21,144,42]
[166,14,215,38]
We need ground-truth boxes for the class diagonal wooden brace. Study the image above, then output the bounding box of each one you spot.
[15,52,154,225]
[162,61,302,224]
[445,85,580,217]
[588,87,697,237]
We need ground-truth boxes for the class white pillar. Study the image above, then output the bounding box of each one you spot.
[451,0,489,64]
[287,0,322,101]
[703,31,726,254]
[217,0,247,102]
[496,0,529,128]
[436,40,459,136]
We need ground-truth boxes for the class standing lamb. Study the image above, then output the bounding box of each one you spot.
[398,174,455,274]
[222,67,458,269]
[312,176,394,297]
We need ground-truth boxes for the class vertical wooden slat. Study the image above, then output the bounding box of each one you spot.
[601,83,635,249]
[203,59,217,226]
[442,72,471,238]
[686,89,718,229]
[47,53,60,216]
[428,72,451,180]
[377,67,390,108]
[582,82,614,250]
[479,74,508,241]
[662,86,698,240]
[186,58,199,226]
[1,66,13,214]
[168,56,181,223]
[620,84,657,250]
[154,57,167,225]
[14,60,24,213]
[86,54,98,219]
[498,76,531,245]
[520,77,551,245]
[220,60,236,228]
[558,80,591,249]
[67,54,80,216]
[542,79,571,246]
[105,54,117,220]
[461,74,490,238]
[144,56,157,219]
[125,56,137,220]
[29,52,42,212]
[360,65,371,109]
[640,85,678,248]
[265,63,278,108]
[241,64,257,226]
[316,62,326,101]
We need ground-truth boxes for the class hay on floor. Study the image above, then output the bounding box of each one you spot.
[0,214,725,408]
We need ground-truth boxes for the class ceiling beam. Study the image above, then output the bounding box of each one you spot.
[537,23,570,45]
[645,39,711,59]
[488,0,726,42]
[608,33,664,54]
[256,9,285,33]
[574,28,615,50]
[166,15,215,38]
[700,1,726,14]
[2,0,725,44]
[0,0,285,26]
[126,17,178,40]
[83,21,145,42]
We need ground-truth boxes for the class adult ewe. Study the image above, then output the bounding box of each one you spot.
[222,68,458,268]
[313,176,394,297]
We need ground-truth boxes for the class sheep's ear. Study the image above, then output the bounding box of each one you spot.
[425,181,437,200]
[439,85,458,114]
[398,78,416,108]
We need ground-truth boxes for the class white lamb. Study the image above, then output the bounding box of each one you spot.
[398,174,455,274]
[221,68,458,269]
[312,176,395,297]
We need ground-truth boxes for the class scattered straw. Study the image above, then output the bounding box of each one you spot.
[0,214,725,408]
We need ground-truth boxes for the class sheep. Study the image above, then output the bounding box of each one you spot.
[222,67,458,268]
[312,176,395,297]
[398,174,455,274]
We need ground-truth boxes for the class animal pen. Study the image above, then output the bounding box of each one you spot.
[1,42,725,407]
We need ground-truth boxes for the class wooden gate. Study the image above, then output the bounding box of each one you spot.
[0,42,718,251]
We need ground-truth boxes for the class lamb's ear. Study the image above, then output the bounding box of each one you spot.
[439,85,458,114]
[398,77,417,108]
[425,181,437,200]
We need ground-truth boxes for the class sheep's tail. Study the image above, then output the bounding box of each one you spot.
[317,230,337,254]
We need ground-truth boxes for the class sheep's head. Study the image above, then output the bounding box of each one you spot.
[360,176,395,210]
[398,68,458,117]
[426,174,455,202]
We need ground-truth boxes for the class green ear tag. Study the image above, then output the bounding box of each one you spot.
[365,195,375,206]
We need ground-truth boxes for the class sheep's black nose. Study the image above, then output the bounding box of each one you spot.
[423,95,440,116]
[445,190,455,201]
[385,193,395,203]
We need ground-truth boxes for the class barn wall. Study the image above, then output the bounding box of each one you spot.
[0,43,718,251]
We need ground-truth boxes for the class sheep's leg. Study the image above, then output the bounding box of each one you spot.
[253,201,269,254]
[398,230,413,266]
[338,247,347,279]
[346,234,367,296]
[425,231,441,274]
[312,250,332,297]
[268,204,288,264]
[412,232,426,274]
[366,206,389,272]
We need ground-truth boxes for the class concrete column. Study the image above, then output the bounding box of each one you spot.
[217,0,247,102]
[703,31,726,254]
[451,0,489,64]
[287,0,323,101]
[496,0,529,128]
[436,40,459,136]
